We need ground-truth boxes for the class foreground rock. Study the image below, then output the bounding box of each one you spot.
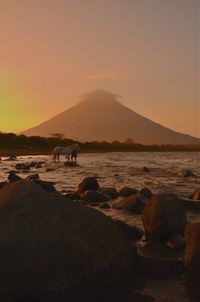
[142,194,186,242]
[185,223,200,298]
[113,193,149,213]
[81,190,110,204]
[98,187,118,199]
[189,188,200,200]
[118,186,138,197]
[0,180,136,301]
[114,220,144,242]
[138,242,184,278]
[77,177,100,193]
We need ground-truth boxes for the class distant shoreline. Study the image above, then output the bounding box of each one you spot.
[0,147,200,157]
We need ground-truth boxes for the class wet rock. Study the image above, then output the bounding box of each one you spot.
[26,174,40,180]
[65,192,81,200]
[33,179,56,193]
[77,177,100,194]
[181,198,200,211]
[8,171,22,182]
[190,188,200,200]
[64,161,79,167]
[5,155,17,161]
[185,223,200,299]
[15,163,30,171]
[114,220,144,242]
[99,203,111,209]
[181,169,194,177]
[81,190,110,204]
[0,180,137,299]
[137,242,184,277]
[140,187,152,198]
[0,182,7,190]
[45,167,55,172]
[165,234,185,250]
[98,187,118,199]
[118,186,138,197]
[112,193,149,214]
[142,194,186,242]
[143,167,151,172]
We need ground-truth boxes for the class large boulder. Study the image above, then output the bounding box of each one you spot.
[112,193,149,214]
[77,177,100,194]
[114,220,144,242]
[185,223,200,298]
[0,180,136,301]
[142,194,186,242]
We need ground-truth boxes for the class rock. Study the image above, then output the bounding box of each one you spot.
[15,163,30,171]
[65,192,81,200]
[185,223,200,299]
[143,167,151,172]
[99,203,111,209]
[190,188,200,200]
[114,220,144,242]
[142,194,186,242]
[0,182,7,190]
[77,177,100,194]
[0,180,136,300]
[118,187,138,197]
[81,190,110,204]
[33,179,57,193]
[181,169,194,177]
[137,242,184,277]
[5,155,17,161]
[98,187,118,199]
[8,171,22,182]
[165,234,185,250]
[64,161,79,167]
[112,193,149,213]
[26,174,40,180]
[45,167,55,172]
[140,187,152,198]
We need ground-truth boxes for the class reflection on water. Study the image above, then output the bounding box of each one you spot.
[0,151,200,302]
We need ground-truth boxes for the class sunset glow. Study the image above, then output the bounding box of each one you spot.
[0,0,199,137]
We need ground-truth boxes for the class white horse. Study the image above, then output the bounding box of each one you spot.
[52,144,80,162]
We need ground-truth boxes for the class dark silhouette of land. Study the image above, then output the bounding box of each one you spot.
[22,90,200,145]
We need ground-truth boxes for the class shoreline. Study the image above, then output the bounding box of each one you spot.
[0,148,200,157]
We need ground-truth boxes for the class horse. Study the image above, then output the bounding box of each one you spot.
[52,144,80,162]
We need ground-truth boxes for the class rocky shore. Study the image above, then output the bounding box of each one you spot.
[0,159,200,302]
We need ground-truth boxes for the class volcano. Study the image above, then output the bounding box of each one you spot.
[22,90,199,145]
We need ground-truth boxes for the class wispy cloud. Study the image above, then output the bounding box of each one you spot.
[85,71,130,81]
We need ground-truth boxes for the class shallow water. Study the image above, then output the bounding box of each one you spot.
[0,151,200,302]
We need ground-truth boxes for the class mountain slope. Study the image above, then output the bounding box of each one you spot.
[22,91,199,145]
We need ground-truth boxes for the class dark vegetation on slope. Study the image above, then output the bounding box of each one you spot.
[0,132,199,156]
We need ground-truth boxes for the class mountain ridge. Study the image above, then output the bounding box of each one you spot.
[22,90,200,145]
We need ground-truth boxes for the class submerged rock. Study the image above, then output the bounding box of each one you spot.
[112,193,149,214]
[0,180,136,300]
[8,171,22,182]
[64,161,79,167]
[15,163,30,171]
[98,187,118,199]
[99,203,111,209]
[81,190,110,204]
[77,177,100,194]
[180,169,194,177]
[118,187,138,197]
[142,194,186,242]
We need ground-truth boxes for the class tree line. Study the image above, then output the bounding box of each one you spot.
[0,132,199,153]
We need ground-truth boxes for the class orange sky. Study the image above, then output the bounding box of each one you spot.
[0,0,199,137]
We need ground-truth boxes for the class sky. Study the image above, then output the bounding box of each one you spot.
[0,0,199,137]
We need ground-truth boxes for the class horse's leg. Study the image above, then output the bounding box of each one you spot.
[57,154,60,162]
